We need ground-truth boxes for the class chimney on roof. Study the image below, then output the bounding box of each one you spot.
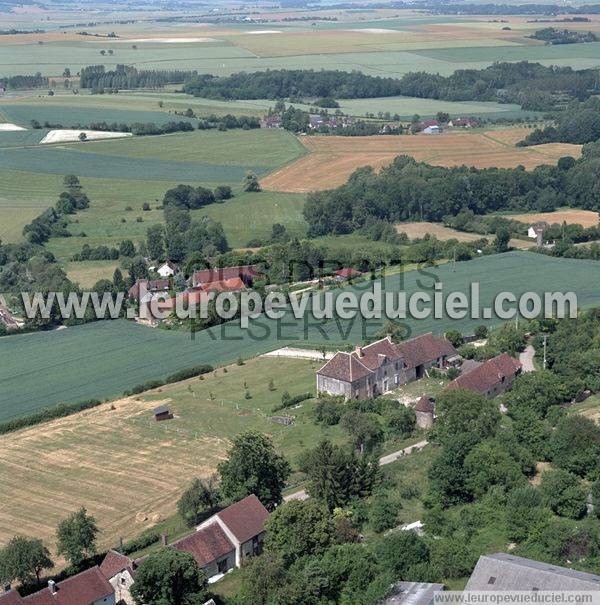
[48,580,57,594]
[355,346,364,357]
[161,532,168,546]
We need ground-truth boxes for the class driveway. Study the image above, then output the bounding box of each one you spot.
[284,439,429,502]
[519,345,536,373]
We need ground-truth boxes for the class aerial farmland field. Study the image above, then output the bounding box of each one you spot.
[505,209,600,229]
[262,129,582,193]
[2,251,599,421]
[0,357,342,556]
[0,128,306,249]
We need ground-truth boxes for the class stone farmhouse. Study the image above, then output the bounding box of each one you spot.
[99,551,136,605]
[317,333,457,399]
[0,566,115,605]
[445,353,522,398]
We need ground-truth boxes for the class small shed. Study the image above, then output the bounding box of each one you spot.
[153,405,173,422]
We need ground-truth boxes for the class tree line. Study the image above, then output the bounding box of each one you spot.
[31,118,195,136]
[519,97,600,145]
[302,151,599,237]
[79,65,198,90]
[183,69,405,100]
[179,63,600,112]
[528,27,598,44]
[0,72,48,90]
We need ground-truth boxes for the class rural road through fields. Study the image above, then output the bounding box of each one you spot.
[284,439,429,502]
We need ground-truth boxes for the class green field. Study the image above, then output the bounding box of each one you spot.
[0,103,197,128]
[196,191,307,248]
[1,251,599,421]
[335,96,543,120]
[0,128,305,251]
[4,34,600,79]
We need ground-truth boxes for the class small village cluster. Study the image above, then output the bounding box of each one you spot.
[128,263,260,325]
[4,537,599,605]
[0,495,268,605]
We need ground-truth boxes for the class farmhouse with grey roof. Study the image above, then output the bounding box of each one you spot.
[466,553,600,592]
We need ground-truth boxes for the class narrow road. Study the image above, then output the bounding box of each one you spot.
[262,347,334,361]
[519,344,536,373]
[284,439,429,502]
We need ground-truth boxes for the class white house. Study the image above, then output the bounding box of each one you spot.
[172,494,269,582]
[156,261,178,278]
[423,125,441,134]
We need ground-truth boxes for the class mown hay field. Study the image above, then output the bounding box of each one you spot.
[395,221,533,250]
[262,129,582,193]
[2,252,599,421]
[0,357,341,555]
[505,209,600,229]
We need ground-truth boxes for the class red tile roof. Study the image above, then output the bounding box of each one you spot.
[172,523,234,568]
[334,268,362,279]
[199,277,246,293]
[192,265,259,287]
[23,567,113,605]
[397,333,457,369]
[318,351,371,382]
[446,353,522,395]
[100,550,135,579]
[217,494,270,544]
[318,334,456,383]
[414,396,435,414]
[356,338,402,371]
[0,591,25,605]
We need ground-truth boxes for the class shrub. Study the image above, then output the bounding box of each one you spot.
[447,367,461,380]
[165,364,213,384]
[314,399,344,425]
[273,392,313,412]
[121,530,160,556]
[0,399,101,435]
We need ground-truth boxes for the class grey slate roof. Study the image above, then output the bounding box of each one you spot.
[381,582,444,605]
[465,553,600,592]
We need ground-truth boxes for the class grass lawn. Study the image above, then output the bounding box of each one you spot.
[313,234,403,259]
[569,394,600,423]
[390,376,448,404]
[196,191,307,248]
[378,444,437,528]
[64,261,121,288]
[0,357,346,555]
